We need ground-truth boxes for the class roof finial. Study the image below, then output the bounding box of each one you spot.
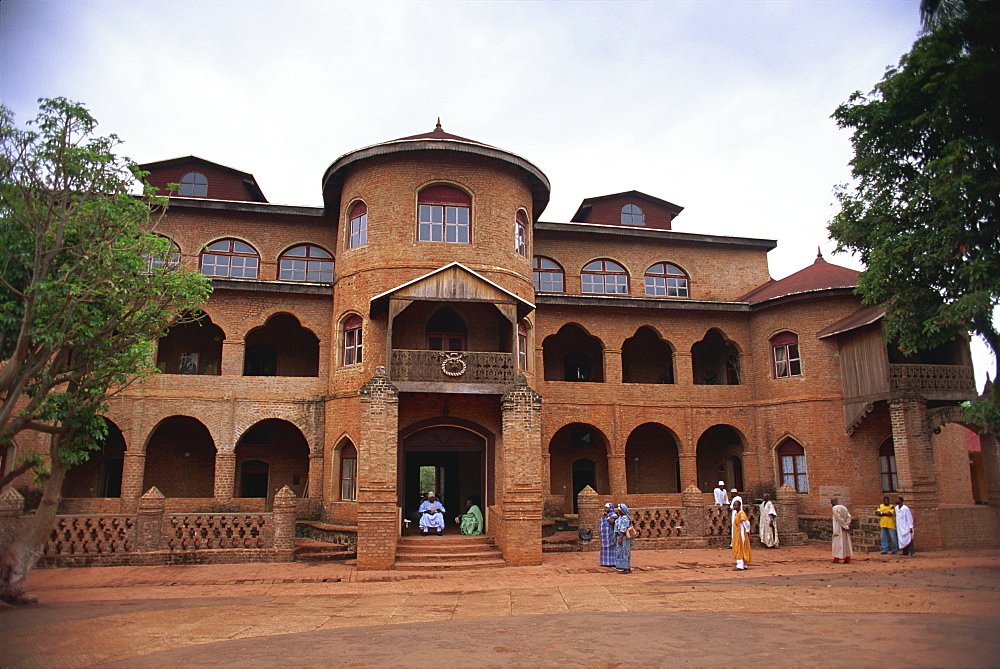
[435,117,442,131]
[816,246,825,263]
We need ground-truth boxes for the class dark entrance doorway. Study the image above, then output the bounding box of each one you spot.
[241,460,270,498]
[572,458,596,513]
[400,425,488,532]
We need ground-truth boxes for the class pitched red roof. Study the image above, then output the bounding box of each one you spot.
[816,305,886,339]
[390,119,492,147]
[739,254,859,303]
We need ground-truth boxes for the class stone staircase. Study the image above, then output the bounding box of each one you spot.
[293,521,356,562]
[394,534,505,570]
[853,514,885,553]
[293,537,354,562]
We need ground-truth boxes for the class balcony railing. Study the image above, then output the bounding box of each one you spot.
[888,364,976,398]
[390,349,516,386]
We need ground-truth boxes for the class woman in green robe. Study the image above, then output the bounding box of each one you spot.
[458,497,484,535]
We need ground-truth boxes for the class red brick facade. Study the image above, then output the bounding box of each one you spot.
[8,124,997,567]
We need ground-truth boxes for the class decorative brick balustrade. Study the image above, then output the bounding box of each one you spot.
[44,515,135,556]
[166,513,270,550]
[630,507,685,539]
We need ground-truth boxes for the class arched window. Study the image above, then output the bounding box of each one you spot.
[533,256,564,292]
[279,244,334,282]
[343,315,363,366]
[879,440,898,492]
[201,239,259,278]
[348,201,368,249]
[144,237,181,273]
[777,439,808,492]
[582,259,629,294]
[771,331,802,378]
[518,322,529,370]
[645,263,688,297]
[515,211,528,257]
[418,185,471,243]
[340,442,358,501]
[178,172,208,197]
[621,204,644,226]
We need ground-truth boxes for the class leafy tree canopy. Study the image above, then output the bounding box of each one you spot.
[829,0,1000,398]
[0,97,211,475]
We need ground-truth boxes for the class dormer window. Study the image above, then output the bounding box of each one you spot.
[621,204,644,226]
[179,172,208,197]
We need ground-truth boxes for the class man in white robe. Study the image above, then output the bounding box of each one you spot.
[896,496,915,556]
[713,482,729,506]
[831,498,853,563]
[759,493,778,548]
[729,489,743,548]
[419,492,445,536]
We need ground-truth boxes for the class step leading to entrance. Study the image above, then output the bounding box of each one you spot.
[395,534,505,570]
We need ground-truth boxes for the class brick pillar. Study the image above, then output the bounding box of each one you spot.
[605,348,622,384]
[272,485,297,560]
[215,451,236,499]
[500,376,543,566]
[576,485,601,535]
[307,452,324,501]
[980,431,1000,508]
[135,487,165,553]
[0,487,25,550]
[221,339,245,376]
[356,366,400,570]
[121,451,146,501]
[682,485,707,538]
[608,454,627,496]
[674,352,693,385]
[776,483,799,537]
[679,454,698,490]
[889,392,941,548]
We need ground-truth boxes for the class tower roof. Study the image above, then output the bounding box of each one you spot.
[739,252,859,304]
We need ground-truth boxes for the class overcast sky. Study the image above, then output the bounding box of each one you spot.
[1,0,993,384]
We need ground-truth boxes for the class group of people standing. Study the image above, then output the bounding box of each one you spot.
[599,503,635,573]
[713,482,779,571]
[832,495,914,563]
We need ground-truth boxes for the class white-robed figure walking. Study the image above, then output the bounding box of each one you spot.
[896,496,915,556]
[419,492,445,536]
[759,493,779,548]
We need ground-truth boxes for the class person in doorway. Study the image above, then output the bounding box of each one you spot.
[759,493,779,548]
[732,499,752,570]
[728,488,743,548]
[456,497,483,536]
[876,496,898,555]
[896,496,915,556]
[419,491,445,536]
[600,502,619,567]
[714,481,729,506]
[614,503,633,573]
[831,498,853,563]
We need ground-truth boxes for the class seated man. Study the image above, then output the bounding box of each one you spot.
[456,497,483,536]
[418,492,446,536]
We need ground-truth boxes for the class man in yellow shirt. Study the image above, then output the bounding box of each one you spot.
[876,495,898,555]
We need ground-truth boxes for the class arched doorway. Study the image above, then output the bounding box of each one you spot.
[625,423,680,493]
[399,424,491,531]
[696,424,746,492]
[143,416,216,497]
[234,419,310,498]
[61,418,126,498]
[548,423,610,514]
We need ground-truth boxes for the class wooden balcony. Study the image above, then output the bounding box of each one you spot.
[389,349,517,394]
[888,364,977,401]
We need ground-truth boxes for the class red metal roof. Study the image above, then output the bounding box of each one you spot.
[739,254,859,303]
[816,305,886,339]
[389,119,493,147]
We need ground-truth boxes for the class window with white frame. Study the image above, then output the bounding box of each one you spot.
[621,203,644,226]
[533,256,564,292]
[644,262,688,297]
[418,185,471,243]
[582,259,629,294]
[343,315,363,366]
[200,239,259,278]
[348,201,368,248]
[179,171,208,197]
[777,439,808,492]
[771,331,802,378]
[515,211,528,256]
[279,244,334,282]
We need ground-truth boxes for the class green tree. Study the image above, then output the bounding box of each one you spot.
[0,98,211,603]
[829,0,1000,429]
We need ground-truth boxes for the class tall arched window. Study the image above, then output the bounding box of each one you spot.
[621,204,644,226]
[879,440,898,492]
[340,442,358,501]
[771,331,802,378]
[348,201,368,248]
[279,244,334,282]
[533,256,564,292]
[518,322,529,370]
[201,239,259,278]
[418,185,471,243]
[645,262,688,297]
[777,439,808,492]
[179,171,208,197]
[343,315,363,366]
[515,210,528,257]
[582,259,629,294]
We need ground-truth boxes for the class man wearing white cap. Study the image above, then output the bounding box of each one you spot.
[713,481,729,506]
[729,488,743,548]
[419,492,446,536]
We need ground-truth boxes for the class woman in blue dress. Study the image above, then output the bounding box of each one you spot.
[599,502,618,567]
[614,503,633,573]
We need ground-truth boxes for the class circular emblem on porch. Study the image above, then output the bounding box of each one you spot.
[440,352,467,377]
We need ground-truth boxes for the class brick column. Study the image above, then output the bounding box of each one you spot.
[979,431,1000,508]
[120,451,146,501]
[682,485,707,538]
[604,348,622,384]
[307,453,324,500]
[0,487,25,550]
[500,376,543,566]
[608,454,627,496]
[135,487,165,553]
[272,485,297,560]
[889,392,941,548]
[356,366,400,570]
[674,352,693,385]
[221,339,245,376]
[776,483,799,537]
[679,454,698,491]
[215,451,236,499]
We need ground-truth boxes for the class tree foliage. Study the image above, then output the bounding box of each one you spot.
[0,98,211,602]
[829,0,1000,423]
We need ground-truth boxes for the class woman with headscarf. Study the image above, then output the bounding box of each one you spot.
[599,502,618,567]
[614,503,634,573]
